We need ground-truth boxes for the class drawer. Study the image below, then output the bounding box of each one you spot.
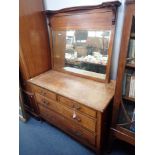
[58,96,96,118]
[36,93,61,113]
[61,105,96,132]
[33,85,57,101]
[66,122,96,146]
[39,105,96,146]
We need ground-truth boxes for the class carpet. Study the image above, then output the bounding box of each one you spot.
[19,117,134,155]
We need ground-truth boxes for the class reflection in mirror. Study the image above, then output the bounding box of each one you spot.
[64,30,111,79]
[52,30,111,80]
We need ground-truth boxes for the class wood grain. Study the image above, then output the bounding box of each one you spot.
[19,0,51,80]
[58,96,97,118]
[39,104,96,146]
[19,0,51,115]
[61,105,96,132]
[28,70,116,112]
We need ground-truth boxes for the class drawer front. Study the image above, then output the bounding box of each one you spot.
[33,85,57,101]
[61,105,96,132]
[58,96,96,118]
[36,93,60,113]
[66,122,96,146]
[39,105,96,146]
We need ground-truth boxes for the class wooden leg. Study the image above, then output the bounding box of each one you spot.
[96,149,102,155]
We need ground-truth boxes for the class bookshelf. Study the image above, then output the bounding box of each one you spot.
[109,0,135,147]
[126,63,135,68]
[123,96,135,102]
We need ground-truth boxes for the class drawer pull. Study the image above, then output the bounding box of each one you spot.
[75,131,82,136]
[76,117,81,122]
[72,111,81,122]
[72,115,81,122]
[42,99,49,106]
[72,104,81,110]
[40,91,46,96]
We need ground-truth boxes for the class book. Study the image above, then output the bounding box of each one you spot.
[122,69,135,98]
[129,75,135,98]
[132,76,135,98]
[122,72,127,96]
[128,39,135,58]
[130,33,135,38]
[125,74,132,97]
[127,39,135,64]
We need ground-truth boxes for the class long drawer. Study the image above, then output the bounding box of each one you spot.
[61,105,96,132]
[33,85,57,101]
[58,96,97,118]
[38,104,96,146]
[36,93,96,132]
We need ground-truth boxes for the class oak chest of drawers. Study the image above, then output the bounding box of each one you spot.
[28,70,115,154]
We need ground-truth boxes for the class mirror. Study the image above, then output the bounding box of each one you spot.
[52,30,111,81]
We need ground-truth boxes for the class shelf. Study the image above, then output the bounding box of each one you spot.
[130,33,135,38]
[79,61,107,66]
[116,124,134,135]
[110,128,135,145]
[110,125,135,145]
[123,96,135,102]
[65,59,107,67]
[126,63,135,68]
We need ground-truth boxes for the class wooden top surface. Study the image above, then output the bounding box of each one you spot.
[28,70,115,112]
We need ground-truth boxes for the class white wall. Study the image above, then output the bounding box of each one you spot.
[111,0,126,80]
[44,0,115,10]
[44,0,126,80]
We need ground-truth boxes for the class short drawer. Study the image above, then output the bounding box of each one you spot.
[33,85,57,101]
[61,105,96,132]
[36,93,60,113]
[39,105,96,146]
[58,96,96,118]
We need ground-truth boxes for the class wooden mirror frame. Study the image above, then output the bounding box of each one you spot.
[45,0,121,83]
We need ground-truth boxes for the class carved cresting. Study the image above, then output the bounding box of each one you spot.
[44,1,121,26]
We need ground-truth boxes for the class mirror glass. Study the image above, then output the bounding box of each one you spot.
[53,30,111,80]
